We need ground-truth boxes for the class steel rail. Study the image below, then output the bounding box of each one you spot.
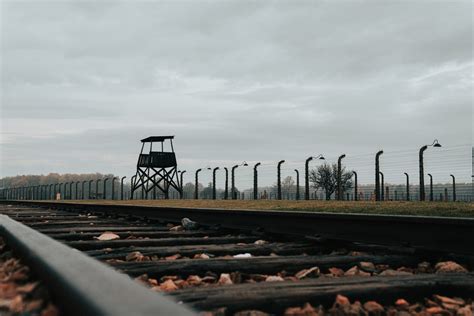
[0,214,195,316]
[2,200,474,255]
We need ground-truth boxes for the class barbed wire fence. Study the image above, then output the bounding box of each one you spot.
[1,144,472,202]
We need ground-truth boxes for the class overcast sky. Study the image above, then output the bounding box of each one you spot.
[1,0,472,187]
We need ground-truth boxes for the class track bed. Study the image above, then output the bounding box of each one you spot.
[1,202,473,315]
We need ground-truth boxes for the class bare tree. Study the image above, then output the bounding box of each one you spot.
[281,176,295,197]
[309,163,353,200]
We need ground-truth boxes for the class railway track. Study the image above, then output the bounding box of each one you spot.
[0,201,473,315]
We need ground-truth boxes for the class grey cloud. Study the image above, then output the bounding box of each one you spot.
[0,0,472,181]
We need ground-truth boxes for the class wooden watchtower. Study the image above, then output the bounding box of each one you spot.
[130,136,182,199]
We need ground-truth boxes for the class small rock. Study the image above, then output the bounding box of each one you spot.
[345,266,371,277]
[233,253,252,258]
[160,275,179,282]
[265,275,284,282]
[181,218,199,230]
[126,251,150,262]
[363,301,384,314]
[147,278,159,287]
[426,306,445,314]
[174,279,188,289]
[435,261,468,274]
[284,303,320,316]
[433,295,465,306]
[159,279,178,292]
[335,294,350,306]
[186,275,202,286]
[218,273,233,285]
[328,267,345,277]
[295,266,320,279]
[395,299,409,310]
[359,261,376,273]
[456,305,473,316]
[193,253,210,259]
[95,231,120,241]
[201,276,216,283]
[165,254,181,260]
[397,267,414,273]
[169,225,184,232]
[254,240,267,245]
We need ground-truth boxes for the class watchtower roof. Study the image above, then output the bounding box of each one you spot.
[140,136,174,143]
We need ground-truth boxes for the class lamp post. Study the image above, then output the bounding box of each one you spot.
[253,163,261,200]
[375,150,383,201]
[103,178,110,200]
[305,155,325,200]
[337,154,346,200]
[95,179,101,200]
[231,162,248,200]
[212,167,219,200]
[353,171,358,201]
[450,174,456,202]
[294,169,300,200]
[120,176,127,200]
[195,169,202,199]
[277,160,285,200]
[111,177,118,200]
[379,172,384,201]
[404,173,410,201]
[427,173,433,201]
[419,140,442,201]
[224,167,229,200]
